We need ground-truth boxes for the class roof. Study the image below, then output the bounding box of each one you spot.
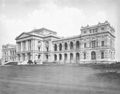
[2,44,16,47]
[15,28,59,40]
[15,32,45,40]
[28,27,57,35]
[80,21,111,30]
[2,44,16,49]
[53,35,81,42]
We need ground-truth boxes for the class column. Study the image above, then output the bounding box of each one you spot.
[24,41,26,51]
[32,53,35,62]
[68,42,70,51]
[25,53,28,61]
[28,40,29,51]
[28,40,31,51]
[19,42,21,52]
[26,40,28,51]
[34,40,38,51]
[62,53,64,64]
[20,54,22,62]
[22,41,24,51]
[73,52,76,63]
[16,42,19,52]
[56,54,59,62]
[49,53,53,62]
[57,44,59,52]
[73,42,76,50]
[31,39,34,51]
[20,42,22,52]
[67,53,70,63]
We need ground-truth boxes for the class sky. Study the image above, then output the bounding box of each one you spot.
[0,0,120,60]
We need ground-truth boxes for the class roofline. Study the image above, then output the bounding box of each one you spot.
[52,31,115,42]
[81,31,115,38]
[43,35,61,39]
[53,35,81,42]
[2,44,16,46]
[28,27,57,34]
[41,27,57,34]
[80,21,111,30]
[15,32,32,40]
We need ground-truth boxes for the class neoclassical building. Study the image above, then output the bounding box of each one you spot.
[2,44,16,65]
[15,21,115,64]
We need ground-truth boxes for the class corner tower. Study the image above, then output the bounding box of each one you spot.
[80,21,115,63]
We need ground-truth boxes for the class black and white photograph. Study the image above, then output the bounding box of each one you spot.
[0,0,119,94]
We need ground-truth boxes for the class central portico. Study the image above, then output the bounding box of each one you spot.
[15,28,60,64]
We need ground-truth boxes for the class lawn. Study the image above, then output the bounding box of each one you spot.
[0,64,120,94]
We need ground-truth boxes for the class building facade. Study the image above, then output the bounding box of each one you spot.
[16,21,115,64]
[15,28,60,64]
[2,44,16,65]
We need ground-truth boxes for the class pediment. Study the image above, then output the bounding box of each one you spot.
[42,30,51,35]
[16,33,31,40]
[30,28,57,36]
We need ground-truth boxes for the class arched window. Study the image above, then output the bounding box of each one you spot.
[101,51,104,59]
[76,53,80,63]
[59,54,62,60]
[59,43,62,51]
[54,44,57,51]
[54,54,57,61]
[70,53,73,60]
[46,55,48,60]
[76,41,80,49]
[91,51,96,60]
[64,43,68,50]
[70,42,73,50]
[64,54,67,61]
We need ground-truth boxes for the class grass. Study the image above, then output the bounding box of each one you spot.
[79,63,120,70]
[1,63,120,94]
[95,72,120,84]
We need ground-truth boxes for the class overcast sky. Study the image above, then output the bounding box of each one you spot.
[0,0,120,60]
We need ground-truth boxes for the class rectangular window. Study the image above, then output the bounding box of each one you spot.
[38,41,40,43]
[91,41,95,48]
[38,55,40,59]
[46,47,49,52]
[101,51,104,59]
[84,31,86,34]
[95,28,98,32]
[38,47,40,52]
[101,41,104,46]
[84,53,86,59]
[84,43,86,48]
[101,27,104,30]
[89,30,91,33]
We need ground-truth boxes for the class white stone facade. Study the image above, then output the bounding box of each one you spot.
[15,21,115,64]
[2,44,16,65]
